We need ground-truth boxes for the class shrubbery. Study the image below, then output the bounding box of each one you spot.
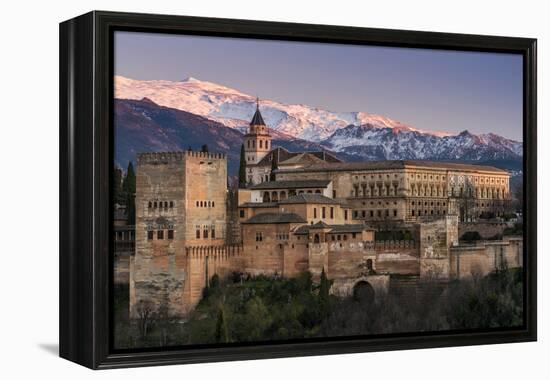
[114,267,523,349]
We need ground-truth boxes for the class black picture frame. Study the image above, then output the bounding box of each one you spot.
[59,10,537,369]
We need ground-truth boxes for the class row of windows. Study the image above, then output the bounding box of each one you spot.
[147,229,174,240]
[411,209,447,216]
[195,200,215,208]
[354,209,398,218]
[409,173,446,181]
[276,233,289,241]
[148,200,174,209]
[195,225,216,239]
[411,201,447,206]
[354,173,399,180]
[246,139,270,150]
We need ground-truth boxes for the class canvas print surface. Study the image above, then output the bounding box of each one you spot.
[112,31,524,349]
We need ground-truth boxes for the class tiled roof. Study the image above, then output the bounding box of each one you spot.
[241,212,306,224]
[279,193,340,205]
[249,108,266,126]
[293,223,373,235]
[239,202,279,208]
[254,148,342,167]
[250,180,331,190]
[275,160,508,174]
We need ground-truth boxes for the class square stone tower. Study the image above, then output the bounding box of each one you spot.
[130,151,227,317]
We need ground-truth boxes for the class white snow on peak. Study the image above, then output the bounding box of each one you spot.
[114,75,451,141]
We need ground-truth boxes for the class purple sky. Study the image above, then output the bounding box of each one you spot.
[114,31,523,141]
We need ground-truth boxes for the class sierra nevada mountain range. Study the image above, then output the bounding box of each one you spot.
[114,75,523,173]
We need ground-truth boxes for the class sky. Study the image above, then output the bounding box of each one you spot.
[114,31,523,141]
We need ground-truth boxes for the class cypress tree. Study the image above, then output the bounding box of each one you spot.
[113,166,124,204]
[122,161,136,225]
[201,144,209,153]
[318,267,331,317]
[238,144,247,188]
[270,150,278,181]
[214,307,229,343]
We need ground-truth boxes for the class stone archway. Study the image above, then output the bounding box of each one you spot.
[352,280,375,303]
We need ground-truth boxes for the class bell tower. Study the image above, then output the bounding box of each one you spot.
[244,98,272,165]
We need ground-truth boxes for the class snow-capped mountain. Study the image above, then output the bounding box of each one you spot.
[323,125,523,161]
[115,75,448,142]
[114,75,522,166]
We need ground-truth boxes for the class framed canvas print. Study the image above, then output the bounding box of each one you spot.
[59,11,537,369]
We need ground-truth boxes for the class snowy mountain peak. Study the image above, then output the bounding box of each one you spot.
[114,75,451,142]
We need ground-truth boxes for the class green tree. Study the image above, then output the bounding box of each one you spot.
[214,307,229,343]
[318,267,331,317]
[122,162,136,224]
[239,144,247,188]
[113,166,124,204]
[270,150,278,181]
[201,144,209,153]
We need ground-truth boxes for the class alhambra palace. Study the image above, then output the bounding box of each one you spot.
[114,103,523,317]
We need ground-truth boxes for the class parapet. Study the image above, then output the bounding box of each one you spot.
[137,151,226,165]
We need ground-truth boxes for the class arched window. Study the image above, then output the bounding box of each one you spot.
[314,234,320,244]
[153,201,157,208]
[259,140,263,148]
[170,201,174,208]
[148,201,152,208]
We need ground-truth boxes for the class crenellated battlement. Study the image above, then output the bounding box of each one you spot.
[185,244,243,260]
[137,151,226,165]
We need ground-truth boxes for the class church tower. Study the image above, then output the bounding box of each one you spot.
[244,98,272,165]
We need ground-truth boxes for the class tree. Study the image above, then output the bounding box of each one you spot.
[269,154,278,181]
[201,144,209,153]
[318,267,331,317]
[238,144,247,188]
[136,300,155,338]
[113,166,124,204]
[214,307,229,343]
[122,162,136,224]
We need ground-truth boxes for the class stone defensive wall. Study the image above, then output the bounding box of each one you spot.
[182,244,245,312]
[449,237,522,279]
[458,221,514,239]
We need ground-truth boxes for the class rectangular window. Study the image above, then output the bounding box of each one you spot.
[393,209,397,217]
[377,210,382,217]
[157,230,164,240]
[203,229,209,239]
[370,210,374,217]
[344,210,348,220]
[168,230,174,239]
[211,226,216,239]
[330,207,334,219]
[332,190,336,198]
[239,209,245,218]
[196,229,200,239]
[362,210,366,218]
[352,233,357,239]
[314,208,317,218]
[147,231,154,240]
[322,207,326,218]
[256,232,263,242]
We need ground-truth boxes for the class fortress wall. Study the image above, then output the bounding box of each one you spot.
[459,222,512,239]
[283,242,309,277]
[183,245,244,312]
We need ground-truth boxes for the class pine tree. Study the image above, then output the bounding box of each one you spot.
[318,267,331,317]
[214,307,229,343]
[201,144,209,153]
[238,144,247,188]
[122,161,136,225]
